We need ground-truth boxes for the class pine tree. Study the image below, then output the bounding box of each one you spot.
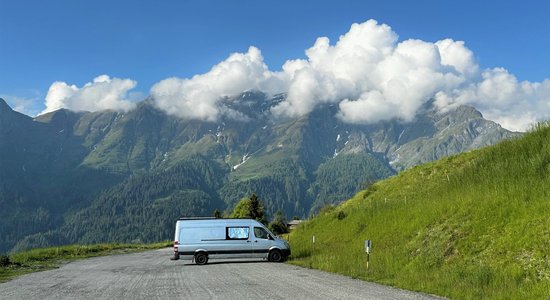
[230,193,266,224]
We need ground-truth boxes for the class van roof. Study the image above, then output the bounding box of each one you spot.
[177,217,258,221]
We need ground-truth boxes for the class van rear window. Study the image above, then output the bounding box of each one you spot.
[226,227,249,240]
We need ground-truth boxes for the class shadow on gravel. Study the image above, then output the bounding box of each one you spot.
[179,260,271,266]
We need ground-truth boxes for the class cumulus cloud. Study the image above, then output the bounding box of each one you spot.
[148,19,548,131]
[42,75,137,114]
[273,20,478,123]
[274,20,399,118]
[149,20,482,125]
[151,46,287,121]
[435,68,550,131]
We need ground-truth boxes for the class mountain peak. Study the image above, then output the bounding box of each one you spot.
[0,98,13,113]
[33,108,83,133]
[452,105,483,119]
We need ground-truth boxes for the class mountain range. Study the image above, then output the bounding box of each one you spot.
[0,93,519,252]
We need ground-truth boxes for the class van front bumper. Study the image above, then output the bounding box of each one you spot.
[282,249,291,257]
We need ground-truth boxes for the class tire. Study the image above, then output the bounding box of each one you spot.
[195,252,208,265]
[268,249,283,262]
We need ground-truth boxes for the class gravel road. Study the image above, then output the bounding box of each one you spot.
[0,248,442,299]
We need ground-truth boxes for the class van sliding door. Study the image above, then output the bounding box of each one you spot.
[224,226,253,258]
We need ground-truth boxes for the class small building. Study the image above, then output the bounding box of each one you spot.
[287,220,303,231]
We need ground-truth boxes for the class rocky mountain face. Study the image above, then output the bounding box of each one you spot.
[0,94,520,252]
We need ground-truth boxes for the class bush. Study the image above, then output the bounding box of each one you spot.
[336,210,346,220]
[0,255,10,267]
[268,210,289,234]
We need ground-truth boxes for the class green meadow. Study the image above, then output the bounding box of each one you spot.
[289,123,550,299]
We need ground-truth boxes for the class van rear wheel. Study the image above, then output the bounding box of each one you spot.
[195,252,208,265]
[268,249,283,262]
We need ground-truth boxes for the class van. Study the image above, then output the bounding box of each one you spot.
[172,218,291,265]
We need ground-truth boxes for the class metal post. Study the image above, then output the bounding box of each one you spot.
[365,240,371,270]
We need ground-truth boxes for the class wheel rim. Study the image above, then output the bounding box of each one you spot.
[271,251,281,262]
[196,254,207,264]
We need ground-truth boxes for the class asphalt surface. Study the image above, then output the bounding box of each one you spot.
[0,248,443,299]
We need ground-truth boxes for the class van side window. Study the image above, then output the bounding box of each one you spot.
[226,227,249,240]
[254,227,269,239]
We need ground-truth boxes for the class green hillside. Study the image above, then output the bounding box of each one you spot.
[289,123,550,299]
[10,155,226,251]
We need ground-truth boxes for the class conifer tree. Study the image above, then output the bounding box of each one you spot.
[230,193,266,224]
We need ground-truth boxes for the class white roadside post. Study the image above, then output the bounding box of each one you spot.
[312,235,316,253]
[365,240,372,269]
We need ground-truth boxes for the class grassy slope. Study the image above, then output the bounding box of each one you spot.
[289,124,550,299]
[0,242,170,283]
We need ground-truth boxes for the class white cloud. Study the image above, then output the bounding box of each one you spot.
[273,20,477,123]
[435,68,550,131]
[140,19,550,131]
[435,39,478,77]
[151,46,287,121]
[273,20,398,118]
[42,75,137,114]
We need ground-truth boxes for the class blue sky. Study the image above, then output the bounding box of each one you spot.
[0,0,549,130]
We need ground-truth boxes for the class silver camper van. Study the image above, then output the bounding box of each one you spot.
[172,218,291,265]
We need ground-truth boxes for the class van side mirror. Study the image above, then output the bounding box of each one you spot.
[268,235,274,240]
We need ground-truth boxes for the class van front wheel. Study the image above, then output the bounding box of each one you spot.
[195,252,208,265]
[268,249,283,262]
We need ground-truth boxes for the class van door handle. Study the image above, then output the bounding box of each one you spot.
[254,240,258,243]
[247,240,251,243]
